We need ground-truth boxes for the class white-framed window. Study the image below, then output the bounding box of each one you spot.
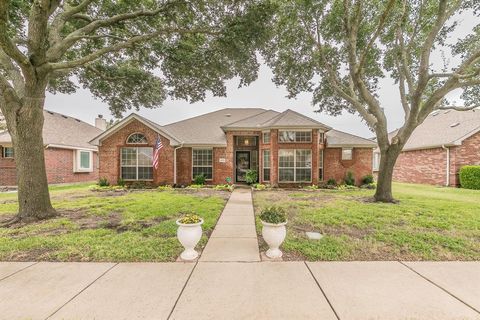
[121,147,153,180]
[192,149,213,180]
[262,131,271,144]
[318,132,325,144]
[235,136,257,147]
[278,149,312,182]
[74,150,93,172]
[373,152,380,171]
[263,149,270,182]
[319,149,324,181]
[126,133,148,144]
[342,148,353,160]
[278,130,312,143]
[2,146,14,158]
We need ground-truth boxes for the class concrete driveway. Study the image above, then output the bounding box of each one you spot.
[0,261,479,320]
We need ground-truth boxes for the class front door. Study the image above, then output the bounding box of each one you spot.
[236,151,250,182]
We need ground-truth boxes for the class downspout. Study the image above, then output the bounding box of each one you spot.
[173,143,184,186]
[442,145,450,187]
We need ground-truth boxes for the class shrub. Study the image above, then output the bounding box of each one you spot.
[344,171,355,186]
[98,177,109,187]
[117,178,126,187]
[362,174,374,185]
[193,174,206,185]
[253,183,268,190]
[327,178,337,186]
[245,169,258,185]
[129,181,146,189]
[157,185,174,191]
[178,213,202,224]
[459,165,480,190]
[260,206,287,224]
[214,184,234,192]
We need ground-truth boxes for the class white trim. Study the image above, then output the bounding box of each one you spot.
[45,144,97,152]
[120,146,154,181]
[278,149,312,183]
[73,150,93,173]
[341,148,353,160]
[262,149,271,182]
[126,132,148,144]
[278,130,313,143]
[2,146,14,158]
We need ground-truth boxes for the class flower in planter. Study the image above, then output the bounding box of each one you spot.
[260,206,287,224]
[178,213,202,224]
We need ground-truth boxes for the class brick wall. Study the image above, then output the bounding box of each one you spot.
[175,147,191,186]
[324,148,373,185]
[392,131,480,186]
[0,146,98,186]
[98,119,174,185]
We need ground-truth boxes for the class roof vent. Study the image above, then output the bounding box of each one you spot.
[225,113,231,117]
[450,122,460,128]
[431,111,440,116]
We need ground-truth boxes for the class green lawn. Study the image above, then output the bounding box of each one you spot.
[0,185,228,262]
[253,183,480,261]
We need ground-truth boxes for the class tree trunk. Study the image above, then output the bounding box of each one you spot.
[5,94,56,222]
[374,147,402,203]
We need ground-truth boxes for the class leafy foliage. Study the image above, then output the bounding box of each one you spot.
[245,169,258,185]
[260,206,287,224]
[98,177,109,187]
[344,171,355,186]
[362,174,375,185]
[194,174,206,185]
[459,165,480,189]
[178,213,203,224]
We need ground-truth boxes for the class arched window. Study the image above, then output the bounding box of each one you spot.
[127,133,147,144]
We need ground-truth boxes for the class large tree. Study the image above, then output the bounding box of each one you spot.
[0,0,271,222]
[263,0,480,202]
[0,111,5,130]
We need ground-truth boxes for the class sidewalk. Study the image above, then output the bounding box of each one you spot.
[0,189,479,319]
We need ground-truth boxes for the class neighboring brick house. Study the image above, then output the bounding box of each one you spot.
[373,109,480,186]
[0,110,106,186]
[91,108,376,186]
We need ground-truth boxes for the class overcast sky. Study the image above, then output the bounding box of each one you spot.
[45,11,475,139]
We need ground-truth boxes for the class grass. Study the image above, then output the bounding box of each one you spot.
[0,185,228,262]
[253,183,480,261]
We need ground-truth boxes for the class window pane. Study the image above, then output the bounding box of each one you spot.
[295,131,312,142]
[193,149,212,166]
[295,150,312,168]
[121,148,137,165]
[263,150,270,168]
[279,168,294,182]
[193,167,213,180]
[342,148,353,160]
[121,167,137,180]
[319,150,323,168]
[263,168,270,181]
[80,151,90,169]
[279,149,294,167]
[263,132,270,144]
[127,133,147,144]
[3,147,14,158]
[295,169,311,182]
[138,148,153,166]
[279,131,295,142]
[138,167,153,180]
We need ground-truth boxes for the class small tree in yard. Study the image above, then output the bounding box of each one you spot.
[263,0,480,202]
[0,0,272,223]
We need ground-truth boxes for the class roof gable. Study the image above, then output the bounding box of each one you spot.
[260,109,331,130]
[326,129,377,148]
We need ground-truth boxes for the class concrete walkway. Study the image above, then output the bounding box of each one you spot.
[199,188,260,262]
[0,261,479,319]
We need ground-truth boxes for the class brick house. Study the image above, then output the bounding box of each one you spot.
[0,110,106,186]
[91,108,376,186]
[373,109,480,186]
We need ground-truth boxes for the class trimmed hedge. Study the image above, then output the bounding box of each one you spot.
[459,166,480,190]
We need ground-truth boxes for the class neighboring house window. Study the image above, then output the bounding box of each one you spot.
[121,147,153,180]
[278,130,312,143]
[319,149,324,181]
[342,148,353,160]
[192,149,213,180]
[373,152,380,171]
[126,133,148,144]
[74,150,93,172]
[278,149,312,182]
[263,131,270,144]
[2,147,14,158]
[263,149,270,182]
[318,132,325,144]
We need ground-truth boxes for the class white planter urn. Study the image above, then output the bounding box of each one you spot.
[261,220,287,259]
[176,219,203,260]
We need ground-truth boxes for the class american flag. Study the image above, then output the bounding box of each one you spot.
[153,135,163,169]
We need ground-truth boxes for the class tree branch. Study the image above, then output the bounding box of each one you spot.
[437,105,479,111]
[0,1,30,69]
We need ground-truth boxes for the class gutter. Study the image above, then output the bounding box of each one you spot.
[173,142,184,185]
[442,145,450,187]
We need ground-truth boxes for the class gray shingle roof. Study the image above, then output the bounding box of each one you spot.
[326,129,377,148]
[222,109,281,129]
[163,108,266,145]
[260,109,332,130]
[0,110,103,150]
[390,109,480,151]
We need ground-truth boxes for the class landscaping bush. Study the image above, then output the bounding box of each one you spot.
[129,181,147,189]
[214,184,234,192]
[253,183,269,190]
[260,206,287,224]
[157,185,174,191]
[344,171,355,186]
[117,178,126,187]
[362,174,374,185]
[245,169,258,185]
[193,174,206,185]
[327,178,337,186]
[98,177,109,187]
[459,165,480,190]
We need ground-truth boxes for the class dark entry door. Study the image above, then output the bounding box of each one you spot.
[236,151,250,182]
